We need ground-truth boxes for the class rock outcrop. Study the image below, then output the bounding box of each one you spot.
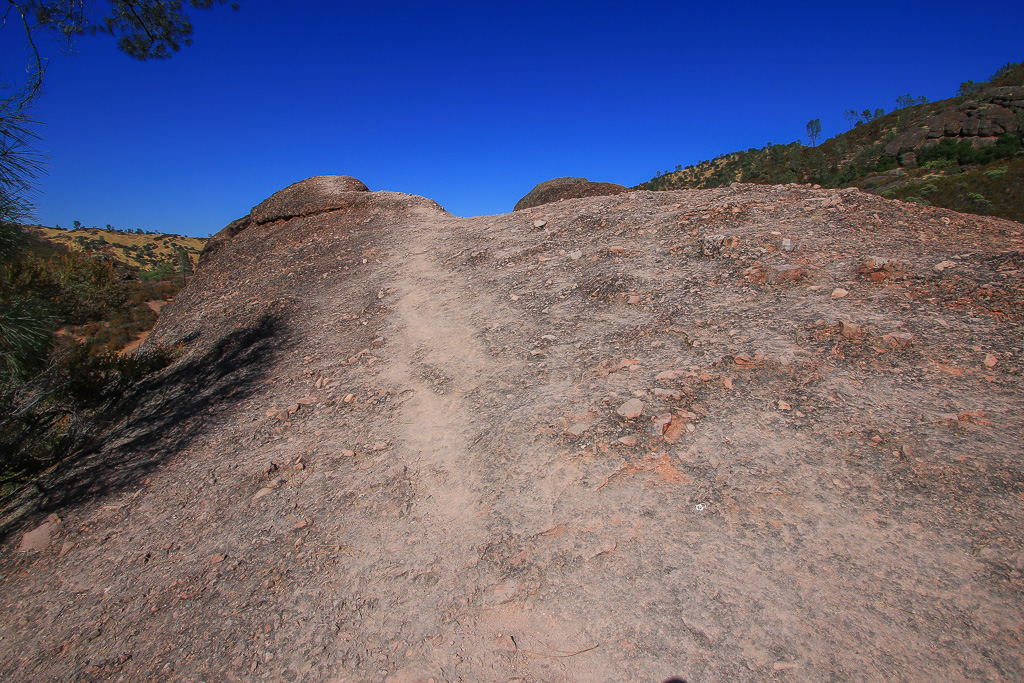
[883,86,1024,156]
[513,176,628,211]
[2,178,1023,682]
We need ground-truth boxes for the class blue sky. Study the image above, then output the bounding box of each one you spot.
[3,0,1023,237]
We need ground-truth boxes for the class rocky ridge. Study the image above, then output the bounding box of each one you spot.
[883,85,1024,161]
[1,176,1023,681]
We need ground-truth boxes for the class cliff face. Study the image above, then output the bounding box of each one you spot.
[883,86,1024,160]
[2,177,1024,681]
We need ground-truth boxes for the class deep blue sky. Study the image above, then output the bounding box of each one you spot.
[3,0,1022,237]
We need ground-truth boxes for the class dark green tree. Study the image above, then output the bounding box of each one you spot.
[805,118,822,147]
[843,109,858,130]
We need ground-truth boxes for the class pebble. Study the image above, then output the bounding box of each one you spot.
[831,288,849,298]
[838,320,861,339]
[616,399,644,419]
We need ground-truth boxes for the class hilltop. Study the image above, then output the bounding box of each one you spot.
[639,61,1024,223]
[1,176,1021,681]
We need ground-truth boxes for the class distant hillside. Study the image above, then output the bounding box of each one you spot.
[15,225,207,354]
[638,60,1024,223]
[28,225,205,279]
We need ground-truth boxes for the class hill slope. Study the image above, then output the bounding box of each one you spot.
[639,62,1024,223]
[1,177,1022,681]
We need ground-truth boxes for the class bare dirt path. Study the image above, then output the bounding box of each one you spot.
[1,177,1022,682]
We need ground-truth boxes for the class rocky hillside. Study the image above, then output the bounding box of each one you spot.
[640,61,1024,223]
[1,177,1022,681]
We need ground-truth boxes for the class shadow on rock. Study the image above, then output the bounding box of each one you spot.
[0,312,284,539]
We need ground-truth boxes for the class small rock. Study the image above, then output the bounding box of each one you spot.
[210,553,226,565]
[933,260,957,272]
[568,250,583,261]
[18,514,62,553]
[778,400,792,411]
[341,449,356,457]
[616,399,645,419]
[883,332,914,349]
[532,219,547,229]
[252,487,274,501]
[838,320,861,339]
[653,388,683,400]
[343,394,355,403]
[627,295,641,304]
[370,441,389,451]
[652,413,673,436]
[287,404,300,414]
[655,370,684,380]
[701,234,725,257]
[263,461,278,475]
[780,238,794,252]
[617,436,639,447]
[984,353,998,368]
[767,265,806,284]
[371,337,385,348]
[831,287,849,299]
[567,422,591,436]
[297,396,316,405]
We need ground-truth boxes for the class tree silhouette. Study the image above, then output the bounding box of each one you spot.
[806,119,822,147]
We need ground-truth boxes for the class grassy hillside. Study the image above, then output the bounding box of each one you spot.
[639,61,1024,223]
[30,225,205,280]
[16,225,207,353]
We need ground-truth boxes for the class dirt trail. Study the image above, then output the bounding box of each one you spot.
[1,177,1023,682]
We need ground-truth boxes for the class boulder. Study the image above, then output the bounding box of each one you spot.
[251,175,370,225]
[979,104,1018,133]
[514,177,628,211]
[883,128,929,156]
[961,116,981,137]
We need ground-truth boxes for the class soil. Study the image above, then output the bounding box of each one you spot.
[2,179,1023,682]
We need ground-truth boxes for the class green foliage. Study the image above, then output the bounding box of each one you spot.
[915,133,1022,166]
[875,156,897,172]
[888,157,1024,222]
[15,0,242,65]
[895,94,929,109]
[0,294,53,378]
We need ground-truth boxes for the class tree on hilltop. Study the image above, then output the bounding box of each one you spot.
[805,118,822,147]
